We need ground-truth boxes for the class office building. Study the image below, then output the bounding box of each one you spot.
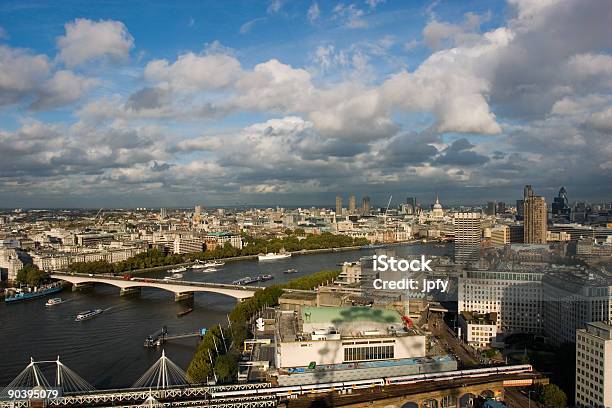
[335,195,343,215]
[509,224,524,243]
[348,195,356,214]
[454,212,482,264]
[362,196,371,215]
[496,202,506,214]
[275,306,426,370]
[516,199,525,221]
[459,312,498,349]
[523,186,548,244]
[552,187,571,222]
[490,226,510,246]
[486,202,496,216]
[160,208,167,219]
[458,269,543,334]
[173,236,204,254]
[575,322,612,408]
[405,197,417,215]
[543,271,612,347]
[194,205,202,224]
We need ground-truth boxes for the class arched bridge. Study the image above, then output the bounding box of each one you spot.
[50,273,261,300]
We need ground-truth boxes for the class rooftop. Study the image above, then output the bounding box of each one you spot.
[301,306,402,325]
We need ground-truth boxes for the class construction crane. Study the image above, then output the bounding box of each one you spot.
[94,208,103,225]
[383,195,393,226]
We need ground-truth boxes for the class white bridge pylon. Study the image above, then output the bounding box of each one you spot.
[1,356,95,397]
[133,350,191,390]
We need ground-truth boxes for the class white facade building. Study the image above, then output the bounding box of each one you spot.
[458,311,498,348]
[458,269,543,334]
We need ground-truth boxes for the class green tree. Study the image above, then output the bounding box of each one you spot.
[214,354,239,383]
[538,384,567,408]
[16,265,48,287]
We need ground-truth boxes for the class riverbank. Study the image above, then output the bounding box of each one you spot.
[109,240,419,277]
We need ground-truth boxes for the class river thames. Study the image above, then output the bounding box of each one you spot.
[0,243,451,389]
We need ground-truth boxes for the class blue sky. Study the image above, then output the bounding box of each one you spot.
[0,0,610,208]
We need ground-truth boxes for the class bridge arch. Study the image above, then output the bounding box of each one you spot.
[480,390,495,399]
[459,393,476,408]
[421,399,438,408]
[401,402,418,408]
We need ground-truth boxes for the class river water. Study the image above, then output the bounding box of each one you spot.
[0,243,451,389]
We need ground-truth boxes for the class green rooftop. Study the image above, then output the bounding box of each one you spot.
[301,306,401,325]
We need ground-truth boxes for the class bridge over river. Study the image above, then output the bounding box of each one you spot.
[50,272,262,301]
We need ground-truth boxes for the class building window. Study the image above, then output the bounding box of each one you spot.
[343,345,394,362]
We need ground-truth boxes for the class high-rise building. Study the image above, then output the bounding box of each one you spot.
[194,205,202,224]
[335,195,343,215]
[496,202,506,214]
[362,196,371,215]
[160,208,167,219]
[458,269,543,334]
[486,201,496,216]
[405,197,416,215]
[542,271,612,347]
[575,322,612,408]
[516,199,525,221]
[552,187,571,222]
[523,186,548,244]
[348,195,356,214]
[454,212,482,264]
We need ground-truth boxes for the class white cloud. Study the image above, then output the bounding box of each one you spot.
[239,17,267,34]
[307,2,321,23]
[57,18,134,67]
[31,70,99,110]
[0,45,50,106]
[145,52,242,92]
[267,0,285,14]
[332,3,367,28]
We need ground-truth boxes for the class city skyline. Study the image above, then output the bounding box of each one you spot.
[1,0,611,208]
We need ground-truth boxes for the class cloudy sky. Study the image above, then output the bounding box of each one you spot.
[0,0,611,208]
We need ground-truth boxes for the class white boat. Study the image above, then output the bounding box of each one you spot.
[204,260,225,268]
[258,252,291,261]
[169,267,187,273]
[170,273,183,279]
[45,297,64,307]
[75,309,103,321]
[203,268,217,272]
[191,264,206,269]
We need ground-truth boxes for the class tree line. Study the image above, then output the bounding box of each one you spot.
[186,269,341,383]
[67,232,367,275]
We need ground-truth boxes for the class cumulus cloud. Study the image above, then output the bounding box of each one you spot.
[57,18,134,67]
[0,45,50,106]
[145,52,242,91]
[30,70,99,110]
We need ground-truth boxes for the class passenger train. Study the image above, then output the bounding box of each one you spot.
[209,364,533,398]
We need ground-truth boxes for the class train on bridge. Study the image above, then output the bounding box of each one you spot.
[209,364,533,398]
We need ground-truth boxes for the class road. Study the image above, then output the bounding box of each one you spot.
[504,388,544,408]
[429,313,480,368]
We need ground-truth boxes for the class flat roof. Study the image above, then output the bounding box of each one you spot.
[287,355,455,373]
[301,306,401,325]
